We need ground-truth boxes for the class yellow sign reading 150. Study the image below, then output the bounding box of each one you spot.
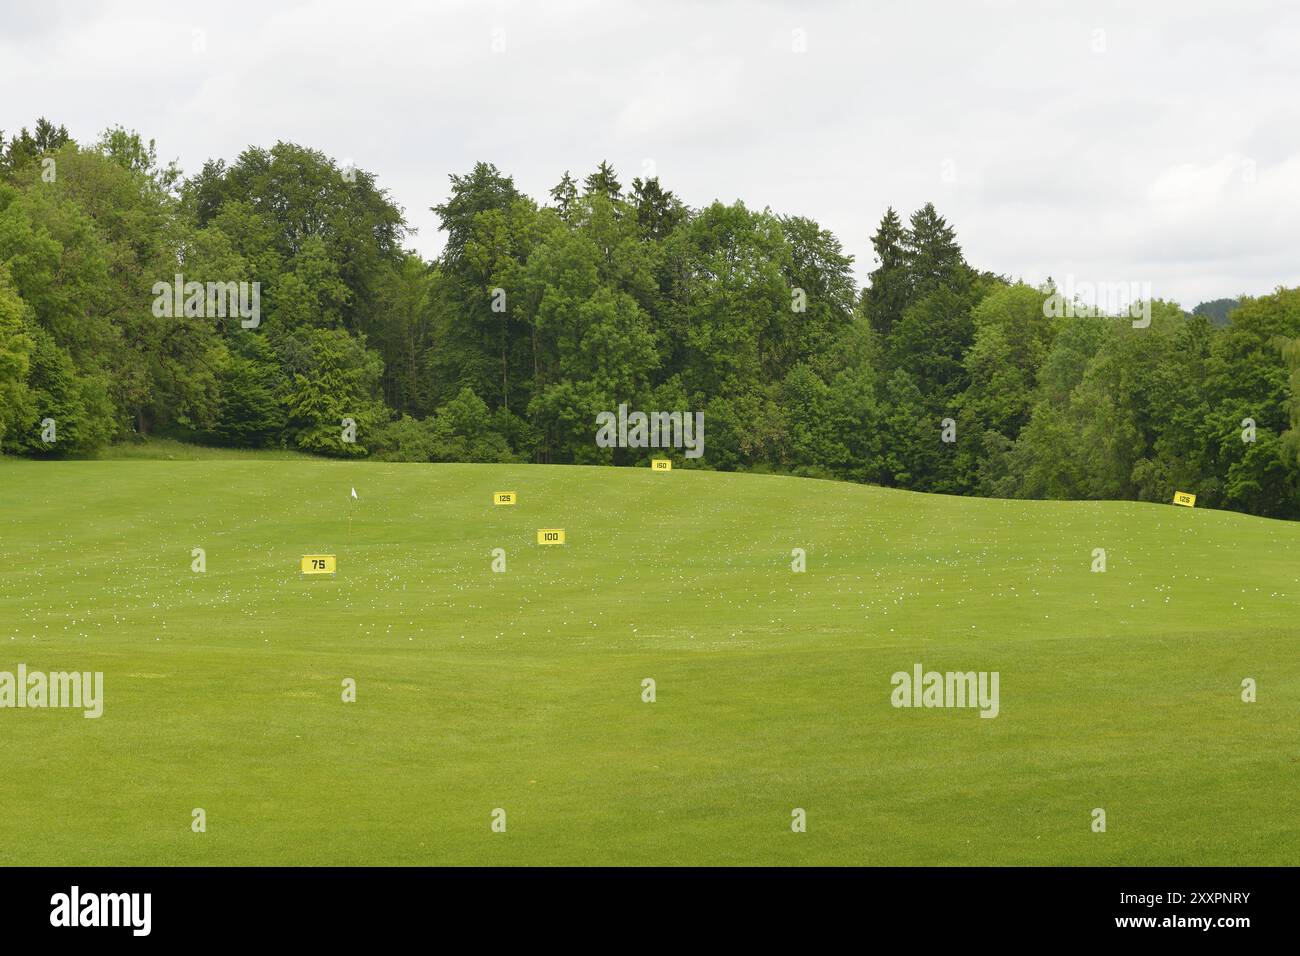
[300,554,337,575]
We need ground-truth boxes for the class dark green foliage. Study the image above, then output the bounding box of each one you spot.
[630,176,684,241]
[213,335,285,447]
[548,171,578,222]
[582,161,622,203]
[903,202,966,298]
[861,206,909,339]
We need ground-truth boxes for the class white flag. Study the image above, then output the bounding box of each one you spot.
[350,487,358,500]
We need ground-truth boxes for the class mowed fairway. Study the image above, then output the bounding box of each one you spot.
[0,457,1297,866]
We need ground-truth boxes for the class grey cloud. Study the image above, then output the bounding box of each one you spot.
[3,0,1297,307]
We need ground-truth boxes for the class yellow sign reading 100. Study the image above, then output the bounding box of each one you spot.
[537,529,565,545]
[301,554,337,575]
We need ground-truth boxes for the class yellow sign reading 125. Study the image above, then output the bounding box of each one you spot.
[494,491,517,505]
[537,529,565,545]
[301,554,337,575]
[651,459,672,471]
[1172,491,1196,508]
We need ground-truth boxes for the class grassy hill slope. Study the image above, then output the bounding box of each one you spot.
[0,457,1296,865]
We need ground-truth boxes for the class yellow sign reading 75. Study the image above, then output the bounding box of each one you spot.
[301,555,337,574]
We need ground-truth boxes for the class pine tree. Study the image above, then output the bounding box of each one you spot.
[862,207,909,339]
[583,161,622,203]
[630,176,683,240]
[549,171,578,221]
[903,202,964,298]
[1,117,71,175]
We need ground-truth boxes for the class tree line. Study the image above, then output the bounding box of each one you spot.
[1,118,1297,518]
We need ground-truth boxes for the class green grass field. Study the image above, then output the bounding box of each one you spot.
[1,454,1296,865]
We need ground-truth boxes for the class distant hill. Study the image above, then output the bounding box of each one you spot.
[1191,298,1240,326]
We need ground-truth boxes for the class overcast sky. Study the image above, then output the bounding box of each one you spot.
[4,0,1299,307]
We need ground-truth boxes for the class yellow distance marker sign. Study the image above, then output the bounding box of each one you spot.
[651,459,672,471]
[1172,491,1197,508]
[300,554,337,575]
[494,491,517,505]
[537,529,565,545]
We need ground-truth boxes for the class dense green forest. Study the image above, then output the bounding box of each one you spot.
[1,118,1297,518]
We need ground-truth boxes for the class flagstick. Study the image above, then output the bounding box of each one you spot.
[347,487,358,547]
